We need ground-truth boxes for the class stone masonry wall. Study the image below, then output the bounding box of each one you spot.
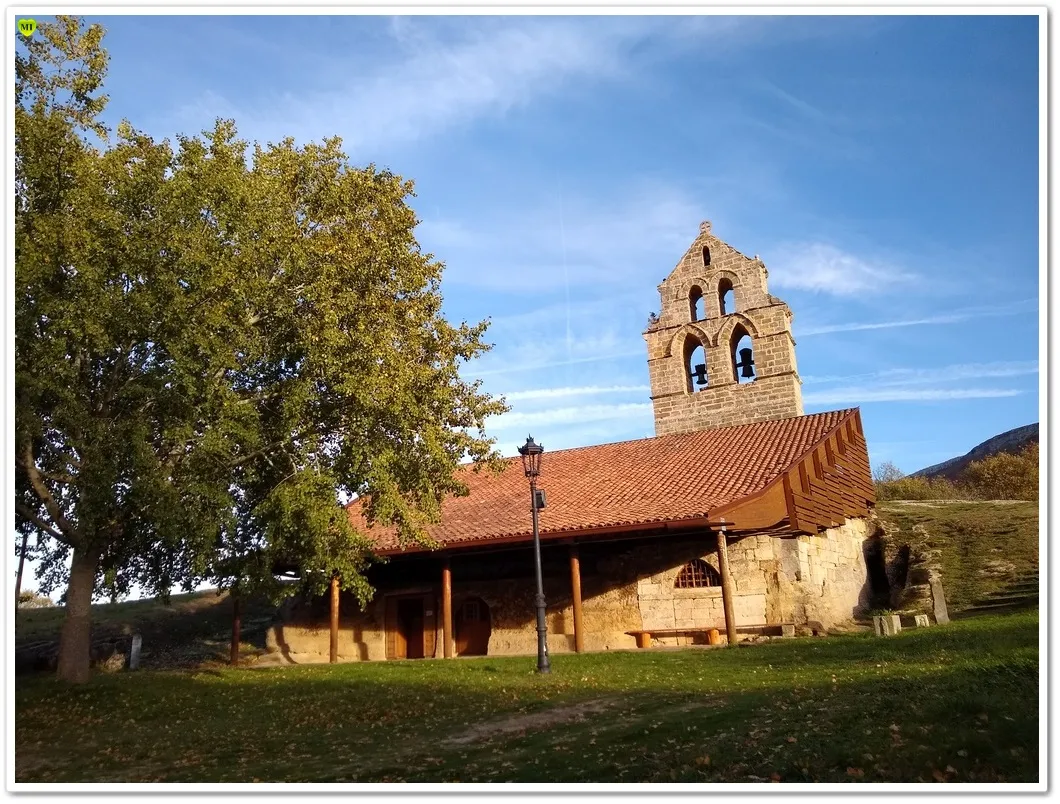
[264,518,872,663]
[635,518,871,642]
[793,517,874,626]
[643,221,803,435]
[652,373,803,436]
[265,555,644,664]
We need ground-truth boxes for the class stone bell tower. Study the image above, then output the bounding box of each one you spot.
[643,221,803,436]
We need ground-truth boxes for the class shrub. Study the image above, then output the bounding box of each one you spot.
[18,591,54,608]
[960,443,1039,501]
[874,472,966,501]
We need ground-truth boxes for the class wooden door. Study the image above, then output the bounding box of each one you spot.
[385,594,437,660]
[398,598,424,659]
[455,597,491,656]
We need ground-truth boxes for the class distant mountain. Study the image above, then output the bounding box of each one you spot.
[913,423,1039,480]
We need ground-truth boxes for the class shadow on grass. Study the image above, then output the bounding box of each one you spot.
[15,613,1039,784]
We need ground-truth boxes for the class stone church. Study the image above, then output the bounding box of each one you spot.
[265,222,877,663]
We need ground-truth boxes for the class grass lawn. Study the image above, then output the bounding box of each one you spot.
[15,610,1038,784]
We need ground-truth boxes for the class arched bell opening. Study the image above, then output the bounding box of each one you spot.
[719,277,735,316]
[689,285,705,323]
[731,325,756,384]
[683,334,708,393]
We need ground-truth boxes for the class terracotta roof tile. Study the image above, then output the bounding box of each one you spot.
[348,409,857,554]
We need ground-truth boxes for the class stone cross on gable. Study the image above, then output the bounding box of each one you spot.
[699,220,712,235]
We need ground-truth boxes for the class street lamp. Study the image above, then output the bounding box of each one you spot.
[518,435,550,674]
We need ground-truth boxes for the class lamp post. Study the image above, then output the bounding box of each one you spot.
[518,435,551,674]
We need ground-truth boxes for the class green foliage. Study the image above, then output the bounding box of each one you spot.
[874,473,967,502]
[960,443,1038,502]
[874,444,1039,503]
[15,611,1038,783]
[14,17,508,676]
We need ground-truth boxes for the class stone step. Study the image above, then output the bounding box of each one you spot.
[976,593,1038,607]
[952,600,1039,619]
[1000,581,1040,592]
[982,587,1038,601]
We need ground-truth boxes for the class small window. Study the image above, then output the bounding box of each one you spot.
[702,246,711,266]
[675,559,721,589]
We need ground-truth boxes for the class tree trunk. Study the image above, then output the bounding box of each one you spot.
[230,591,241,665]
[329,575,340,664]
[14,530,29,608]
[56,547,99,684]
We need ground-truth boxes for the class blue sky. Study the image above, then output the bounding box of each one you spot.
[45,13,1045,476]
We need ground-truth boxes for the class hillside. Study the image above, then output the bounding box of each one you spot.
[15,589,278,672]
[875,499,1039,611]
[913,423,1039,480]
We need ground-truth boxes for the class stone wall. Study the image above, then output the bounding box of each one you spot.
[793,517,874,626]
[265,547,644,664]
[630,519,869,644]
[263,519,872,664]
[651,373,804,436]
[642,221,804,435]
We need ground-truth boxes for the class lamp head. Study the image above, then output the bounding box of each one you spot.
[517,435,544,479]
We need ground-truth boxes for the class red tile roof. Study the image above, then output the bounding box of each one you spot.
[348,409,858,554]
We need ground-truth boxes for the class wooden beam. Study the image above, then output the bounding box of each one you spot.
[570,545,584,653]
[782,472,801,533]
[716,526,738,646]
[329,575,340,664]
[442,557,454,658]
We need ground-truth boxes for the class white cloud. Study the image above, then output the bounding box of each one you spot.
[803,387,1022,405]
[503,385,650,402]
[797,299,1037,336]
[803,360,1039,386]
[489,402,653,429]
[432,181,704,293]
[767,242,916,295]
[173,16,799,155]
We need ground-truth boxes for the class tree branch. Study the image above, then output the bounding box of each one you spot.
[20,440,80,545]
[14,500,71,545]
[37,467,76,484]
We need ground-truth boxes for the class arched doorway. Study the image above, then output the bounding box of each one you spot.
[455,597,491,656]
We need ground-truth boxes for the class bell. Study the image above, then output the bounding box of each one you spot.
[690,363,708,386]
[736,348,755,379]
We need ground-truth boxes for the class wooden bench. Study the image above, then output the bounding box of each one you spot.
[626,623,796,648]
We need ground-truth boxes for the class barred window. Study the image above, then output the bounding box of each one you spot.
[675,559,721,589]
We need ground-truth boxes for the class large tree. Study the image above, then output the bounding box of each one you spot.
[15,17,506,683]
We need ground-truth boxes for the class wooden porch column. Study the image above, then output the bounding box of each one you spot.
[569,545,584,653]
[442,557,454,658]
[329,575,340,664]
[716,524,738,646]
